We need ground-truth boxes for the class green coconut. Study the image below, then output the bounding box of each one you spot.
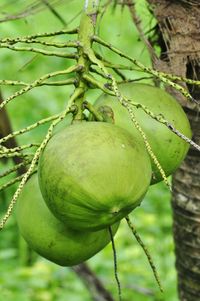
[16,174,119,266]
[94,83,192,184]
[39,121,151,231]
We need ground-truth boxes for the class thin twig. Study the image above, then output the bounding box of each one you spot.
[41,0,67,25]
[93,36,198,103]
[123,98,200,152]
[0,78,76,87]
[0,0,66,23]
[0,114,60,145]
[83,73,114,95]
[108,227,122,301]
[125,0,158,62]
[0,43,77,59]
[0,152,34,160]
[0,170,36,193]
[117,76,153,84]
[83,101,104,122]
[0,27,78,44]
[0,160,32,179]
[4,38,80,48]
[0,65,80,111]
[0,143,40,155]
[126,216,163,293]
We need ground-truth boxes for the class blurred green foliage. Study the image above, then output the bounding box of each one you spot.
[0,1,177,300]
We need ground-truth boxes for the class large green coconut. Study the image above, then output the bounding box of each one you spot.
[16,174,119,266]
[94,83,192,184]
[39,121,151,231]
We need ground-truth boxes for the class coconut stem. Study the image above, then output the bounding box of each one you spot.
[108,226,122,301]
[72,0,100,121]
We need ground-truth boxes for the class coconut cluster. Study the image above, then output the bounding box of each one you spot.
[16,84,191,266]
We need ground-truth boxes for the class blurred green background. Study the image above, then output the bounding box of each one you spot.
[0,1,177,300]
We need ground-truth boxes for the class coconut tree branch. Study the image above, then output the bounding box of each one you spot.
[0,27,78,44]
[92,36,197,102]
[0,78,76,87]
[0,65,80,111]
[124,0,158,62]
[0,43,78,59]
[0,160,32,179]
[0,1,69,23]
[3,38,80,48]
[0,114,60,145]
[41,0,67,25]
[72,263,115,301]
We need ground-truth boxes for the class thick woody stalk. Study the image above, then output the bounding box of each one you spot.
[72,0,100,120]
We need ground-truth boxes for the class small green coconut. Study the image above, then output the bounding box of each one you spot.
[39,121,151,231]
[94,83,192,183]
[16,174,119,266]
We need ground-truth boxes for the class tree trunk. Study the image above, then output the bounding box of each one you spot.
[147,1,200,300]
